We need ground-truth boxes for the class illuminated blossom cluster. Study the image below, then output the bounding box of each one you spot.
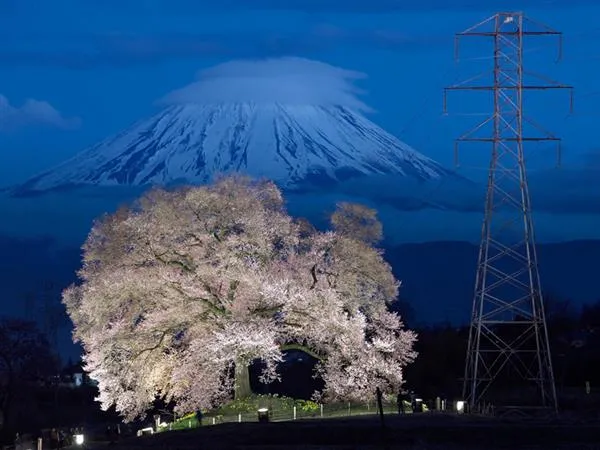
[63,176,417,421]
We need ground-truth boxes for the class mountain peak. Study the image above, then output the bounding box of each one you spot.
[15,102,448,195]
[14,58,451,195]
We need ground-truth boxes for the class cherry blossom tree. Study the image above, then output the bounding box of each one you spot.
[330,201,383,245]
[63,176,417,421]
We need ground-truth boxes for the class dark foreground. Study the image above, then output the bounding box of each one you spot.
[86,414,600,449]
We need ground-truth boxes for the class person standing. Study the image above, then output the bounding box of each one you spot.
[14,432,22,450]
[397,392,406,414]
[50,428,59,449]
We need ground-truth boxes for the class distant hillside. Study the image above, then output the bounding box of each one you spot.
[0,235,598,356]
[386,240,600,325]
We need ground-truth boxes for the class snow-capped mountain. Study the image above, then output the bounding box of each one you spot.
[14,103,450,195]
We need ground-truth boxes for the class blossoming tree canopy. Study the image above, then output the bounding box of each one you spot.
[63,176,417,421]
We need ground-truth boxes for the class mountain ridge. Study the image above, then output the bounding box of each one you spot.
[13,103,452,196]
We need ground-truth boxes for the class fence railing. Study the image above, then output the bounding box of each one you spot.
[161,400,418,432]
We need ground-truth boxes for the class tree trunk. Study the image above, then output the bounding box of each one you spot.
[234,361,252,400]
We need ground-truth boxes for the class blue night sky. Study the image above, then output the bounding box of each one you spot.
[1,0,600,352]
[1,0,600,185]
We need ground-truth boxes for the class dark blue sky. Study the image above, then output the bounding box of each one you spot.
[2,1,600,355]
[1,0,600,185]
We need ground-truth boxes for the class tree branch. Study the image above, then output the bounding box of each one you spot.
[169,284,227,317]
[310,264,318,289]
[251,304,285,318]
[226,280,239,304]
[280,343,324,362]
[150,245,194,272]
[132,330,169,360]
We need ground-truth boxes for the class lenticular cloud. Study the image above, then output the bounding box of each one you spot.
[159,57,373,112]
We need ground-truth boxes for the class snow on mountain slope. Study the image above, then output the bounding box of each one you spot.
[15,102,449,194]
[14,57,452,195]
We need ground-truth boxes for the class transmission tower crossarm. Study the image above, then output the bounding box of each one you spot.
[456,137,560,142]
[457,31,560,36]
[446,85,571,90]
[453,12,565,62]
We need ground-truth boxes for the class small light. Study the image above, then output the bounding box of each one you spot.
[413,398,424,413]
[257,408,270,423]
[74,434,84,445]
[456,400,465,413]
[137,427,154,437]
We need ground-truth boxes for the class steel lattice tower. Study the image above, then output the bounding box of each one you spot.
[443,12,573,412]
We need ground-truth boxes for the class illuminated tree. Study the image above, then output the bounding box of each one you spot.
[63,176,416,421]
[330,201,383,245]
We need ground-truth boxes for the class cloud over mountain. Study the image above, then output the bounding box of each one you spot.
[159,57,371,111]
[0,94,81,131]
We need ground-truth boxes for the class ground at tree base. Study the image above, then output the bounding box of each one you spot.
[82,414,600,449]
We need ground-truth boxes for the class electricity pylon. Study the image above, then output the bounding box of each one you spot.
[443,12,573,412]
